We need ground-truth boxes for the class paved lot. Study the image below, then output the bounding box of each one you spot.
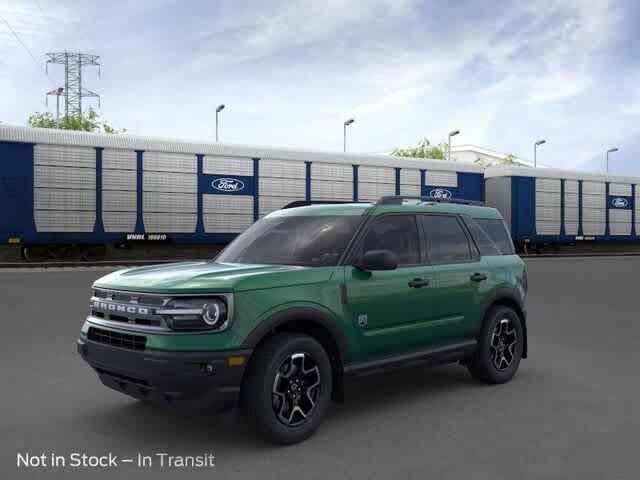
[1,257,639,479]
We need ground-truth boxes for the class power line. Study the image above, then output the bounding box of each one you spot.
[0,14,54,87]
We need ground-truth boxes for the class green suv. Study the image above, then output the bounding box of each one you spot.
[78,197,527,444]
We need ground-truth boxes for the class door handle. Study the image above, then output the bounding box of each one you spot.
[470,272,488,282]
[408,278,430,288]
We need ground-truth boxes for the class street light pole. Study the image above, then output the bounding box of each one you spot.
[55,87,64,128]
[448,129,460,162]
[534,139,546,168]
[606,147,619,173]
[215,104,225,142]
[343,118,354,152]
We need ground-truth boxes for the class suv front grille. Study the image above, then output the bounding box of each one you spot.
[88,327,146,351]
[90,289,169,331]
[93,289,166,306]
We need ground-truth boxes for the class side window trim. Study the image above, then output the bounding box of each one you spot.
[420,214,478,265]
[458,215,481,259]
[349,213,425,268]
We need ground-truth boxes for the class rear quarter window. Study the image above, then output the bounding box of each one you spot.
[465,217,515,256]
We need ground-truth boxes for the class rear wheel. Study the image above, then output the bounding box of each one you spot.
[469,306,523,384]
[242,333,332,444]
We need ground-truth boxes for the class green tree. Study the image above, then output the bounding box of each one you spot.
[503,153,523,165]
[27,107,126,134]
[391,137,449,160]
[474,153,524,168]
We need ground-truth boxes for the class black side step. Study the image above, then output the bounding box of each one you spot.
[343,339,477,377]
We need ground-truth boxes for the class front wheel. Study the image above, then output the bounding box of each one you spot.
[241,333,332,444]
[468,306,523,384]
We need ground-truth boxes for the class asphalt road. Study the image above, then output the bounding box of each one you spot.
[1,258,639,479]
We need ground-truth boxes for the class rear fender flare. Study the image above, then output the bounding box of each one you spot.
[477,288,528,358]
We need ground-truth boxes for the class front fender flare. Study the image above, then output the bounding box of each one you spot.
[240,306,348,362]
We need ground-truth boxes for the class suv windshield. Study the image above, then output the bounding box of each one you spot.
[216,215,362,266]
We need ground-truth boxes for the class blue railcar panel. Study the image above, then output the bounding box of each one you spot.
[456,172,485,202]
[422,172,484,202]
[632,184,637,236]
[94,147,104,234]
[560,179,565,236]
[253,158,259,222]
[352,165,359,201]
[0,141,35,242]
[578,180,583,236]
[196,154,205,234]
[304,161,312,202]
[135,150,144,234]
[511,176,536,243]
[605,182,610,237]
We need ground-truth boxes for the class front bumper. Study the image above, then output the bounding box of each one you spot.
[77,335,251,411]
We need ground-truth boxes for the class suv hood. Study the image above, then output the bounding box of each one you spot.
[93,261,335,294]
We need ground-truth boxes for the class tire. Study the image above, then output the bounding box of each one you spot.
[468,306,523,384]
[241,333,333,445]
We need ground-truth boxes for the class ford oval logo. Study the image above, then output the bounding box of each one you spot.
[612,197,629,208]
[429,188,452,200]
[212,178,245,192]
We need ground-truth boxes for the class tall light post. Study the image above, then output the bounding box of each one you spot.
[534,139,546,168]
[606,147,619,173]
[45,87,65,128]
[448,129,460,162]
[54,87,64,128]
[343,118,354,152]
[215,104,225,142]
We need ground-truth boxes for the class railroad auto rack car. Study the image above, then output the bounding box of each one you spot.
[485,165,640,251]
[0,125,484,258]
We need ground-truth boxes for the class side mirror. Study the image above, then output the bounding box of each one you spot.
[355,249,398,271]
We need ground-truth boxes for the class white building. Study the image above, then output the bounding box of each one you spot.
[450,144,546,168]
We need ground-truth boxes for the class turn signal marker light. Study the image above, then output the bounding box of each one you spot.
[228,356,245,366]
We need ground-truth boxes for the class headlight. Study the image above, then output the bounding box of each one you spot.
[156,295,232,332]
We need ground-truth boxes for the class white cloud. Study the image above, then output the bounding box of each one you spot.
[480,0,622,103]
[528,71,592,102]
[348,84,431,119]
[0,0,76,45]
[190,0,418,68]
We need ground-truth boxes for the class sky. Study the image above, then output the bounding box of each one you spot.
[1,0,640,175]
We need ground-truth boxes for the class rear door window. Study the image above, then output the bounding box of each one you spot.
[359,214,421,265]
[420,215,473,264]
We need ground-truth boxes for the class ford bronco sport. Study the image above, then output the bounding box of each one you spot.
[78,196,527,444]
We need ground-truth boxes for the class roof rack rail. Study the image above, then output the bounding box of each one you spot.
[376,195,485,206]
[282,200,366,209]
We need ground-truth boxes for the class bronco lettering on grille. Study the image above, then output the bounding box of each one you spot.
[91,300,149,315]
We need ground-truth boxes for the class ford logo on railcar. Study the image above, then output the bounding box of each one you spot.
[212,178,245,192]
[429,188,452,199]
[612,197,629,208]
